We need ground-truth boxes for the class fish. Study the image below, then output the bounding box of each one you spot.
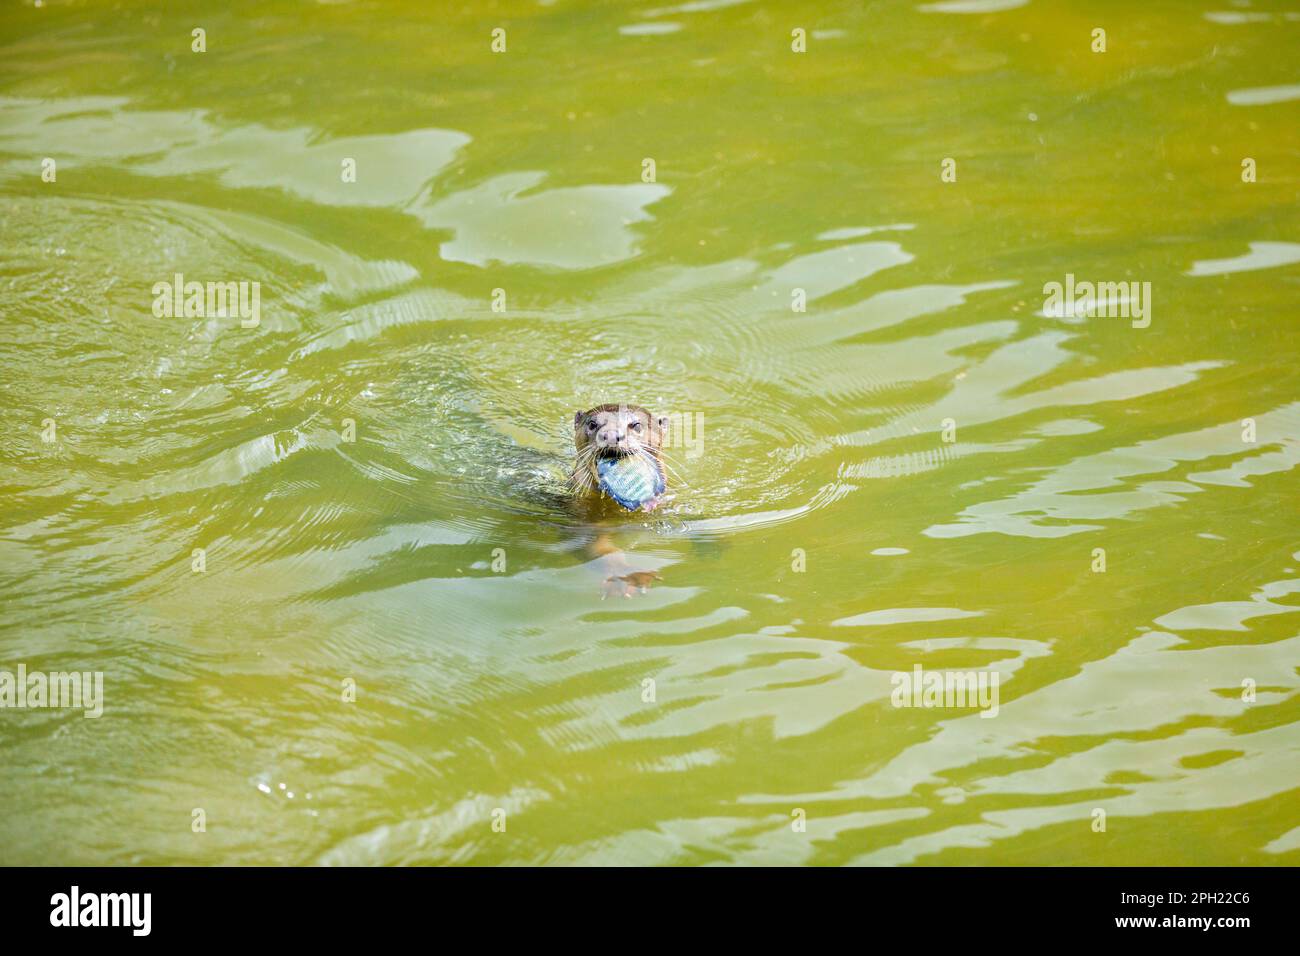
[596,452,666,511]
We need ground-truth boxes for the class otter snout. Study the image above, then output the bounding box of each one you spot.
[596,428,639,456]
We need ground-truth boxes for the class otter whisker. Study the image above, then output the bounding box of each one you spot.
[655,457,688,487]
[649,449,690,487]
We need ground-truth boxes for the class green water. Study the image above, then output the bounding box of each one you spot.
[2,0,1298,865]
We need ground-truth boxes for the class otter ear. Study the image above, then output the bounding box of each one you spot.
[657,415,670,431]
[574,411,584,427]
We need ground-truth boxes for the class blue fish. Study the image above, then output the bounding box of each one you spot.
[596,453,665,511]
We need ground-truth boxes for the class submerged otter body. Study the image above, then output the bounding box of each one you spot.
[570,403,670,513]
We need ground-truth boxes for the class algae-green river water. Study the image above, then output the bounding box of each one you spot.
[1,1,1298,865]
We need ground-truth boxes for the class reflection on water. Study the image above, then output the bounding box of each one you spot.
[0,0,1297,865]
[416,172,671,268]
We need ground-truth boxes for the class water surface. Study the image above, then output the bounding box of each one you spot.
[1,0,1298,865]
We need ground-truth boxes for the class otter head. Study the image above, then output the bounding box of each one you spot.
[574,403,669,460]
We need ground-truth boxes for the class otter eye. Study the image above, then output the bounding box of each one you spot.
[629,421,642,431]
[587,421,598,432]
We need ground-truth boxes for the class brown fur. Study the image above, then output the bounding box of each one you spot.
[568,403,670,501]
[569,404,671,597]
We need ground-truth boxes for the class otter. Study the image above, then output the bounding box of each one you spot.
[569,403,671,597]
[569,403,670,512]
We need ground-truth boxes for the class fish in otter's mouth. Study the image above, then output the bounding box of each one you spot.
[570,403,671,510]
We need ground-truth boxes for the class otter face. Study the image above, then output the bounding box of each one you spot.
[574,404,669,460]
